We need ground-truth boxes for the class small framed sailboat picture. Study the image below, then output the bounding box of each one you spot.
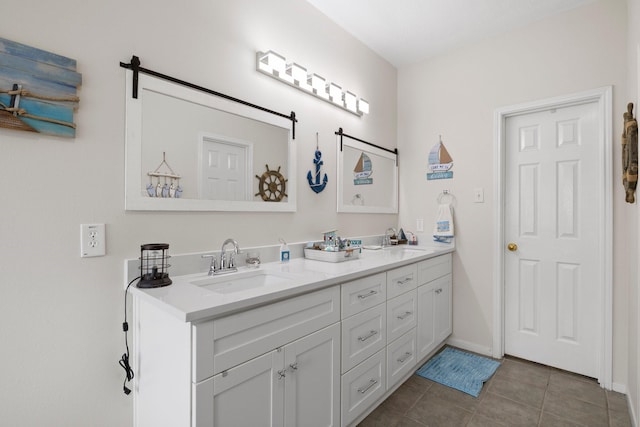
[353,152,373,185]
[0,38,81,138]
[427,136,453,180]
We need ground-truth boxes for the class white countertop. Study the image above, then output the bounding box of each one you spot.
[131,242,454,323]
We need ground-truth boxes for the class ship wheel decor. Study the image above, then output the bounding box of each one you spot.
[255,164,288,202]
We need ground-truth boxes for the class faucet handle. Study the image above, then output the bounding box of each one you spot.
[201,254,218,274]
[229,252,236,268]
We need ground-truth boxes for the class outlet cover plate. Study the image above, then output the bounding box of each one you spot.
[81,224,106,257]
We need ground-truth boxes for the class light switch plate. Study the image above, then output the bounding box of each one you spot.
[473,188,484,203]
[81,224,106,257]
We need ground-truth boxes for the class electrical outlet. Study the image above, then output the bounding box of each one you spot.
[81,224,106,257]
[416,218,424,232]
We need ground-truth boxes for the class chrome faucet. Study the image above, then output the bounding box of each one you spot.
[219,238,240,273]
[201,238,241,276]
[383,227,397,247]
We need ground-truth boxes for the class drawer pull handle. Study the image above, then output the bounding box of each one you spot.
[277,369,286,380]
[358,330,378,342]
[435,288,442,294]
[289,362,298,372]
[397,277,413,285]
[357,379,378,394]
[397,311,413,320]
[357,290,378,300]
[397,352,412,364]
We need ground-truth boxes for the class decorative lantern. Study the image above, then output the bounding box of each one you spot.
[138,243,172,288]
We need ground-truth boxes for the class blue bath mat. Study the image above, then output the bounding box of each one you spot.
[416,347,500,397]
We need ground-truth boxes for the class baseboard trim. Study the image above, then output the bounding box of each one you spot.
[612,382,626,394]
[446,338,493,357]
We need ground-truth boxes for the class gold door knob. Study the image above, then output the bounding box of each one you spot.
[507,243,518,252]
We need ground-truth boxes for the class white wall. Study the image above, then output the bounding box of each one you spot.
[627,0,640,423]
[398,0,629,383]
[0,1,397,425]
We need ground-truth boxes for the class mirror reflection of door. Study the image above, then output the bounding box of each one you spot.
[199,135,253,201]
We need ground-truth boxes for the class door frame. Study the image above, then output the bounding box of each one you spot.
[492,86,613,388]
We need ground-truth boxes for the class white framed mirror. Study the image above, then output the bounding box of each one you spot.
[124,69,297,212]
[336,131,398,213]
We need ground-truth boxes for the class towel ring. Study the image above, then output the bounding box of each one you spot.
[437,190,456,205]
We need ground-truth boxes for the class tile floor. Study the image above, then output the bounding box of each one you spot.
[359,351,633,427]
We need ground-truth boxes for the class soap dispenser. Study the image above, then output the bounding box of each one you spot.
[279,238,290,262]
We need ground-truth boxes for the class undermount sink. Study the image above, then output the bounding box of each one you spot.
[191,269,296,294]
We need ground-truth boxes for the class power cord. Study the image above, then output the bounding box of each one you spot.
[120,276,140,395]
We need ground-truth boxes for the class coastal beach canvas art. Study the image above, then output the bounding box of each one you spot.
[0,37,81,138]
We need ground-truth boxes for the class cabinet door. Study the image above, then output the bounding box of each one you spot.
[416,282,436,361]
[435,275,452,343]
[212,350,284,427]
[417,275,452,361]
[284,323,340,427]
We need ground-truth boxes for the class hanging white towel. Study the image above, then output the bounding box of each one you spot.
[433,203,454,243]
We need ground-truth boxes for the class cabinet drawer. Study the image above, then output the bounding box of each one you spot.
[192,285,340,381]
[386,329,417,389]
[386,264,418,299]
[341,272,386,318]
[386,289,417,343]
[341,304,386,374]
[341,350,386,427]
[417,253,452,286]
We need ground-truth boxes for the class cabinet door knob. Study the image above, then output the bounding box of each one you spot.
[507,242,518,252]
[289,362,298,371]
[277,369,286,380]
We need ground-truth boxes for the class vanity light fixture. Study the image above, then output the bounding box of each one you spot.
[358,99,370,115]
[344,91,357,114]
[256,50,369,117]
[309,73,329,99]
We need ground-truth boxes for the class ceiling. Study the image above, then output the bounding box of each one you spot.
[304,0,596,67]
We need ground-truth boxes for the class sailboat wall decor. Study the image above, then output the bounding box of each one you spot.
[0,37,81,138]
[354,152,373,185]
[427,136,454,180]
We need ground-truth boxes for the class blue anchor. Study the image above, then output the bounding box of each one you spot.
[307,133,328,193]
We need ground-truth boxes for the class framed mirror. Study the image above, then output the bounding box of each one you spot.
[336,131,398,213]
[124,70,297,211]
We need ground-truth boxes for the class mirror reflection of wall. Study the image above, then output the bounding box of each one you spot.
[124,68,297,212]
[141,89,288,201]
[336,133,398,214]
[342,145,396,207]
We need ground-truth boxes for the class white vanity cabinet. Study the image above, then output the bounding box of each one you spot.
[132,249,453,427]
[342,253,452,427]
[196,323,340,427]
[416,254,453,361]
[134,285,340,427]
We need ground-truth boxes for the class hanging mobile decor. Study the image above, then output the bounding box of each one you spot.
[307,132,328,193]
[255,164,288,202]
[147,152,183,198]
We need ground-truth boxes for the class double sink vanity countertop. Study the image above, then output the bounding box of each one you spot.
[131,242,455,323]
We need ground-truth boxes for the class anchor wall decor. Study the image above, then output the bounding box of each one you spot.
[307,132,328,193]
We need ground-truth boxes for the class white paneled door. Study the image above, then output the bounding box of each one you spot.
[504,101,600,378]
[200,137,251,201]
